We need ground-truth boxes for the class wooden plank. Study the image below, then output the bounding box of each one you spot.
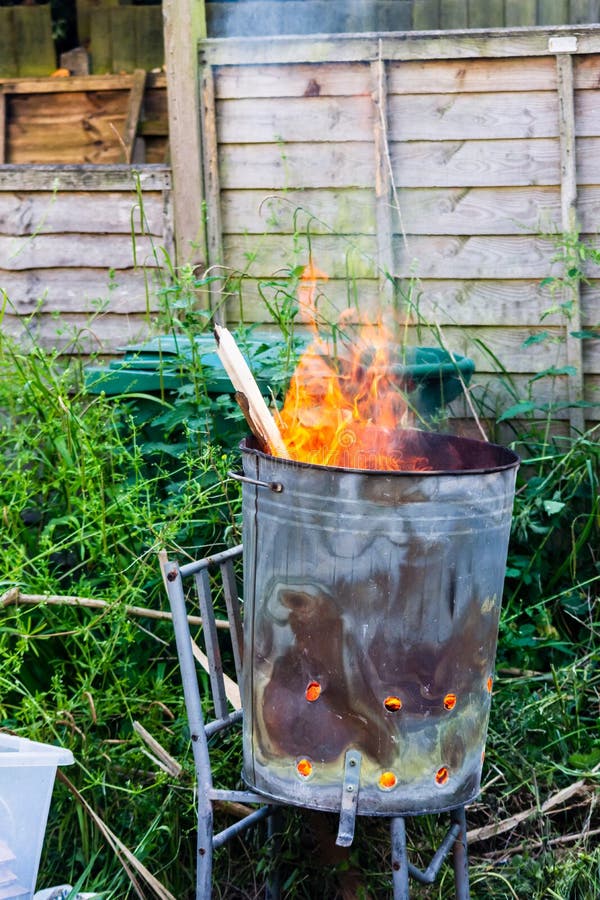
[1,269,161,314]
[219,143,375,190]
[0,91,5,164]
[392,234,563,279]
[0,73,166,94]
[135,7,165,72]
[468,0,504,28]
[122,69,147,164]
[578,137,600,183]
[440,0,468,29]
[77,0,120,48]
[571,0,596,24]
[201,64,224,319]
[388,91,559,141]
[412,0,440,30]
[14,6,56,78]
[556,51,586,433]
[111,7,138,75]
[505,0,537,27]
[164,0,207,267]
[387,57,558,93]
[223,277,565,326]
[221,188,377,234]
[0,192,166,236]
[1,233,160,271]
[199,28,600,67]
[573,55,600,88]
[390,138,561,187]
[0,165,171,191]
[538,0,569,26]
[215,63,372,100]
[222,233,378,278]
[89,8,113,75]
[575,89,600,134]
[0,9,18,78]
[3,312,153,353]
[216,95,374,143]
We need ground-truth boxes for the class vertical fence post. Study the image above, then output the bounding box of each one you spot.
[554,38,586,434]
[163,0,208,270]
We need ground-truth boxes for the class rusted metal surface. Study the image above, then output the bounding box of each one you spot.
[241,431,519,815]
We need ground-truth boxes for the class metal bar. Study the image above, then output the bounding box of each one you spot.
[195,568,229,721]
[390,816,410,900]
[336,749,362,847]
[407,823,461,883]
[179,544,243,578]
[451,805,471,899]
[221,558,245,681]
[212,804,274,849]
[209,788,283,804]
[204,708,243,738]
[265,808,284,900]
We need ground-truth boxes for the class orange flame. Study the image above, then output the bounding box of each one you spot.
[273,261,430,471]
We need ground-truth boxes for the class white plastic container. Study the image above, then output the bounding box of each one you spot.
[0,734,74,900]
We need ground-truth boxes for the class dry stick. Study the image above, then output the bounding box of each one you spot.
[482,825,600,860]
[0,586,230,630]
[57,770,177,900]
[132,721,182,778]
[466,771,598,844]
[213,323,287,455]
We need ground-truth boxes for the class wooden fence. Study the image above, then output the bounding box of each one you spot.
[1,165,173,354]
[196,27,600,432]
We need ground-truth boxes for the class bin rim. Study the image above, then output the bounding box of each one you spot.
[0,732,74,767]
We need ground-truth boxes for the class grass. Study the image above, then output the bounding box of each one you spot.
[0,241,599,898]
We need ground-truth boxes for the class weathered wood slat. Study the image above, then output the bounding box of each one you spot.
[200,28,600,67]
[393,234,565,279]
[216,95,374,144]
[201,63,224,316]
[0,192,166,236]
[219,143,376,189]
[505,0,537,28]
[389,92,559,141]
[0,165,171,191]
[390,138,561,187]
[2,269,161,314]
[0,91,5,165]
[123,69,147,164]
[1,233,160,271]
[223,233,378,278]
[221,188,377,234]
[3,312,153,353]
[220,183,600,236]
[0,73,167,94]
[213,56,600,99]
[440,0,468,31]
[13,5,56,78]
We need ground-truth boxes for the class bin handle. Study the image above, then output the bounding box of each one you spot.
[228,471,284,493]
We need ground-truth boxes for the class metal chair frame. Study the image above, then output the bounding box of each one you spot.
[163,544,470,899]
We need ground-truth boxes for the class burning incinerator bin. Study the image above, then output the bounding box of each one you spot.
[239,430,519,822]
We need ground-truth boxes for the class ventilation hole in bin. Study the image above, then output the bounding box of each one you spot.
[435,766,449,786]
[378,771,397,790]
[383,695,402,712]
[443,692,457,710]
[486,675,494,693]
[296,758,313,778]
[305,681,321,702]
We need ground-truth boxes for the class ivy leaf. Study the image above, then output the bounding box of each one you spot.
[522,331,550,347]
[529,366,577,382]
[497,400,538,422]
[543,500,565,516]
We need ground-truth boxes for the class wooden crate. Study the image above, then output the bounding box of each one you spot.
[0,73,168,165]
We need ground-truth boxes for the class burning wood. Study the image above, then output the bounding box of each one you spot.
[213,323,287,456]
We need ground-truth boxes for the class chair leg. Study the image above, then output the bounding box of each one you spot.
[197,803,213,900]
[451,805,470,900]
[390,816,410,900]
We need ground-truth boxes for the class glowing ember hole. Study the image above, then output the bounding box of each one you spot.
[379,771,397,790]
[296,759,313,778]
[383,696,402,712]
[443,692,457,710]
[486,676,494,693]
[481,750,486,763]
[435,766,449,786]
[305,681,321,702]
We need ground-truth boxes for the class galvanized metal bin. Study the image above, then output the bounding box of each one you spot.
[240,431,519,816]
